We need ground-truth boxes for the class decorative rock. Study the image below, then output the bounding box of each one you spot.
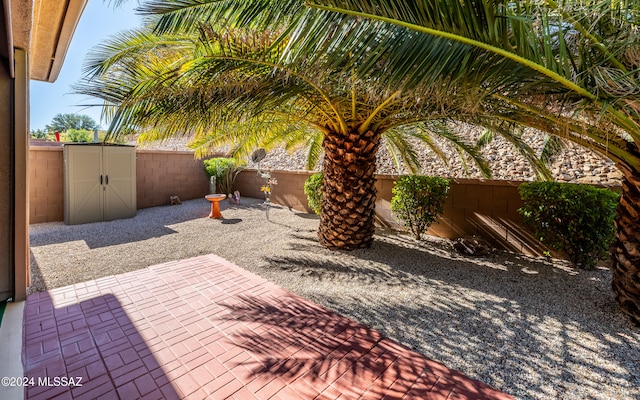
[132,123,623,186]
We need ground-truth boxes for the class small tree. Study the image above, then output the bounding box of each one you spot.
[391,176,450,240]
[518,182,619,269]
[304,172,323,214]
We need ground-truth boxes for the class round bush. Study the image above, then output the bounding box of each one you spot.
[304,172,323,214]
[518,182,619,269]
[391,175,450,240]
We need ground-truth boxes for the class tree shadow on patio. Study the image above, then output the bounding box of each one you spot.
[260,230,640,399]
[218,293,511,399]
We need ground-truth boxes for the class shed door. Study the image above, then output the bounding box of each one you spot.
[64,146,104,225]
[103,147,136,221]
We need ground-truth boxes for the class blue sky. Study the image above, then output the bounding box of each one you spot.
[30,1,143,131]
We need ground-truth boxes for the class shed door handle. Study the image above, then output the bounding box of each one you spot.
[100,175,103,185]
[105,175,109,185]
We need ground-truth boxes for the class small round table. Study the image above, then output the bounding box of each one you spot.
[205,194,226,219]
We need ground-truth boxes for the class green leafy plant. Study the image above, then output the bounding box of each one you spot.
[304,172,323,214]
[518,182,619,269]
[391,175,450,240]
[65,129,92,143]
[203,158,245,195]
[30,129,47,139]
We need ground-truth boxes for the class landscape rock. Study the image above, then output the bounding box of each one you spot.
[453,236,492,256]
[131,123,622,186]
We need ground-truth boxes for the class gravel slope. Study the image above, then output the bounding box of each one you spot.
[135,124,622,185]
[29,198,639,400]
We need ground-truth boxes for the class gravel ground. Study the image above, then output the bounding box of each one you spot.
[29,198,639,400]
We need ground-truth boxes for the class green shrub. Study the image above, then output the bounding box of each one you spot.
[30,129,47,139]
[518,182,619,269]
[304,172,323,214]
[391,175,450,240]
[65,129,92,143]
[203,158,245,194]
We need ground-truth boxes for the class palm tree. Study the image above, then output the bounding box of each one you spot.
[303,0,640,324]
[77,1,554,250]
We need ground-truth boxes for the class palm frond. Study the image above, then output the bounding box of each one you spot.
[478,120,553,180]
[305,131,324,170]
[84,0,640,176]
[306,0,640,154]
[381,130,421,174]
[539,134,567,166]
[475,128,495,150]
[138,0,304,34]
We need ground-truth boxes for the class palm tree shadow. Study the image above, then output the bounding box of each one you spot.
[218,294,506,399]
[221,218,243,224]
[259,230,640,399]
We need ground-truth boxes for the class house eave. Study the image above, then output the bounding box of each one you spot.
[10,0,88,82]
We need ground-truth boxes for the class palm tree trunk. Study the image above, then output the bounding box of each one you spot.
[318,129,381,249]
[612,161,640,326]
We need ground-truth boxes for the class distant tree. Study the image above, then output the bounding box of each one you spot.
[30,129,47,139]
[45,113,98,132]
[78,115,99,131]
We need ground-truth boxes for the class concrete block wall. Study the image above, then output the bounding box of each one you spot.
[429,179,547,255]
[29,146,210,223]
[136,150,209,209]
[235,170,314,212]
[236,169,548,255]
[30,146,64,223]
[28,151,600,257]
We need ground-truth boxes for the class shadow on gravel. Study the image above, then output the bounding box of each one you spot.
[295,213,320,220]
[263,230,639,400]
[221,218,243,224]
[29,198,267,248]
[30,222,179,249]
[28,249,47,292]
[28,203,206,248]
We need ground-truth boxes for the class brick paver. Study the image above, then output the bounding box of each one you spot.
[23,254,512,399]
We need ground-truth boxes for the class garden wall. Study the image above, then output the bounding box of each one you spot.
[235,169,548,255]
[30,146,609,257]
[135,150,210,209]
[29,145,210,223]
[29,145,64,223]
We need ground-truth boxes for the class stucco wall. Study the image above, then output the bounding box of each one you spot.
[0,62,12,300]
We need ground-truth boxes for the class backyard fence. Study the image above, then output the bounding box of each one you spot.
[234,170,548,255]
[29,144,211,223]
[30,144,599,256]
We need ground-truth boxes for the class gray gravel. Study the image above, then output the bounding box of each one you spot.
[29,198,639,400]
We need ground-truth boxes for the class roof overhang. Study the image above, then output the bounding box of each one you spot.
[7,0,88,82]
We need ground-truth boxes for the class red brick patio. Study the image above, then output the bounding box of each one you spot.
[23,254,512,399]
